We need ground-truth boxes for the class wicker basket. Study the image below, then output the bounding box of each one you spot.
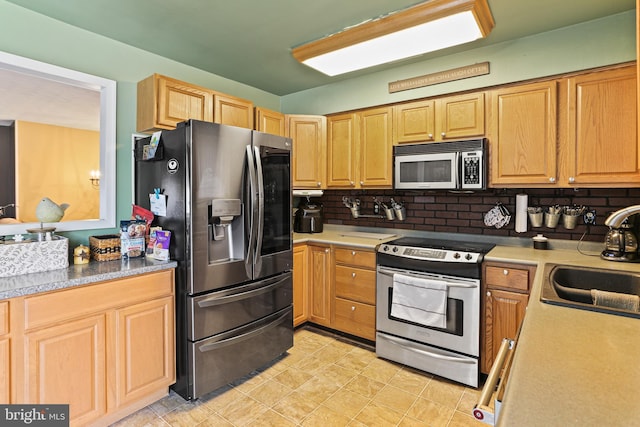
[89,234,121,261]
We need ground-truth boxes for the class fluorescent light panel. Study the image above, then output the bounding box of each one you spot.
[293,0,494,76]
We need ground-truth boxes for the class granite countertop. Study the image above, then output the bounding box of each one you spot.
[486,246,640,426]
[0,257,177,299]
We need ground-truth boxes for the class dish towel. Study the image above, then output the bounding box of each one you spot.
[591,289,640,312]
[391,273,448,328]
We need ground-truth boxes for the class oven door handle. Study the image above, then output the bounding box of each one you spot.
[377,333,476,364]
[377,267,478,288]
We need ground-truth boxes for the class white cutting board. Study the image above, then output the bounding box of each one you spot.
[339,232,396,240]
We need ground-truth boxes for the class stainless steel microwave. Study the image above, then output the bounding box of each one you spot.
[394,139,487,190]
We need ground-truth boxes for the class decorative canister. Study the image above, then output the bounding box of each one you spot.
[73,244,91,265]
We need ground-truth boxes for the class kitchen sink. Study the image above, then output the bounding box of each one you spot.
[540,264,640,318]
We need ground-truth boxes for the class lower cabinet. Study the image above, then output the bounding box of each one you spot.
[293,244,309,326]
[0,301,9,404]
[308,244,332,327]
[481,261,536,374]
[12,269,175,425]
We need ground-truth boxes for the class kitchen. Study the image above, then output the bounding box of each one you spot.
[0,0,639,426]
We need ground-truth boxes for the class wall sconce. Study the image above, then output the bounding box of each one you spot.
[89,170,100,189]
[291,0,494,76]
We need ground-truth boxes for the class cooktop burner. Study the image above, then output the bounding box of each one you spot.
[384,237,495,255]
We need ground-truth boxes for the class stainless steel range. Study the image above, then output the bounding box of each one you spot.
[376,237,494,388]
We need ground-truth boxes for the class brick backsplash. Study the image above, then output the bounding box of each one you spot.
[309,188,640,242]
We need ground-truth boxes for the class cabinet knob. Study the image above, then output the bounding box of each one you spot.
[352,272,356,278]
[428,133,433,139]
[441,132,446,137]
[351,251,356,256]
[568,177,575,184]
[549,177,556,183]
[360,181,364,186]
[350,181,354,186]
[325,248,330,253]
[317,181,321,187]
[351,306,356,311]
[503,269,509,275]
[487,291,492,297]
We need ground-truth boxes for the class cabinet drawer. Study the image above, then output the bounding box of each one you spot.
[334,248,376,269]
[25,270,174,331]
[485,265,531,292]
[0,301,8,335]
[334,298,375,341]
[334,266,375,304]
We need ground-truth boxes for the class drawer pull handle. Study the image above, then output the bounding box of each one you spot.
[503,269,509,275]
[352,272,356,278]
[352,251,356,256]
[487,291,492,297]
[351,306,355,311]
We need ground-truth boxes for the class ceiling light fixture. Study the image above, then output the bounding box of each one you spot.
[292,0,494,76]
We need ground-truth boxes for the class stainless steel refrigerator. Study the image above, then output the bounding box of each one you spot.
[134,120,293,400]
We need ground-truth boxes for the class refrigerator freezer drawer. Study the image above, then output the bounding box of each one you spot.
[190,306,293,399]
[188,272,292,341]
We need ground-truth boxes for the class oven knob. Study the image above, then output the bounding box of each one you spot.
[392,247,399,253]
[453,252,461,259]
[465,253,473,260]
[381,245,388,252]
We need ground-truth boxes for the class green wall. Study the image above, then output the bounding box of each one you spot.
[0,0,636,246]
[281,11,636,115]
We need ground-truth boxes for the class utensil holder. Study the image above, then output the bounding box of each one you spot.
[544,212,560,228]
[562,214,580,229]
[393,206,406,221]
[528,212,543,227]
[384,207,395,220]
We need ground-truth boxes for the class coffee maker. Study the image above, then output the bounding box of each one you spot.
[294,197,324,233]
[601,211,639,262]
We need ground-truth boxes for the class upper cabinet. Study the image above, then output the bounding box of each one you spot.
[287,115,327,189]
[255,107,285,136]
[488,81,558,186]
[327,107,393,189]
[137,74,253,133]
[563,65,639,186]
[394,92,485,144]
[487,64,637,188]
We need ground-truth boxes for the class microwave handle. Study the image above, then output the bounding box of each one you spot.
[455,151,461,189]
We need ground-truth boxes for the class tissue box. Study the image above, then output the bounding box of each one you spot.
[0,237,69,277]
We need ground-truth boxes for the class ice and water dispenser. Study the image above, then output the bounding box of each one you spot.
[208,198,243,263]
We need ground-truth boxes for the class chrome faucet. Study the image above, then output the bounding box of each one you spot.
[604,205,640,228]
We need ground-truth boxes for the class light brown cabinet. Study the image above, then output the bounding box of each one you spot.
[481,262,535,374]
[137,74,253,132]
[288,115,327,189]
[255,107,285,136]
[327,107,393,189]
[0,301,10,404]
[488,81,558,186]
[308,244,332,327]
[293,244,309,327]
[12,270,175,426]
[563,65,639,186]
[394,92,485,144]
[333,248,376,341]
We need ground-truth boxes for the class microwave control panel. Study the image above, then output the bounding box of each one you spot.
[461,151,484,189]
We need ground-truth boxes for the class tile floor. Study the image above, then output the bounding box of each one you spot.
[113,326,486,427]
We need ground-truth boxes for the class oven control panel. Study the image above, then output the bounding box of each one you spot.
[378,244,481,263]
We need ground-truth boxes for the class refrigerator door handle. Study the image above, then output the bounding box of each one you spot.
[253,145,264,276]
[245,144,258,279]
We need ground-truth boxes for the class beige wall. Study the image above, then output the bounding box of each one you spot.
[15,121,99,222]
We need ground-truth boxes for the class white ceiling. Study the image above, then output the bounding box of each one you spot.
[4,0,636,96]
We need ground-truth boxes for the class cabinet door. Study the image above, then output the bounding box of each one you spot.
[288,115,327,189]
[255,107,285,136]
[437,92,485,140]
[214,93,254,129]
[394,99,436,144]
[25,314,107,425]
[293,244,309,326]
[114,296,175,408]
[566,66,639,186]
[483,289,528,374]
[489,82,558,186]
[308,245,332,327]
[326,113,358,188]
[157,76,214,129]
[359,107,393,188]
[0,338,8,404]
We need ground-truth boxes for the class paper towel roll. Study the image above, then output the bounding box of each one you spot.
[515,194,528,233]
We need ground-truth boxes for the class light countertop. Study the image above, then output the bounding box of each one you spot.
[486,246,640,426]
[0,257,177,299]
